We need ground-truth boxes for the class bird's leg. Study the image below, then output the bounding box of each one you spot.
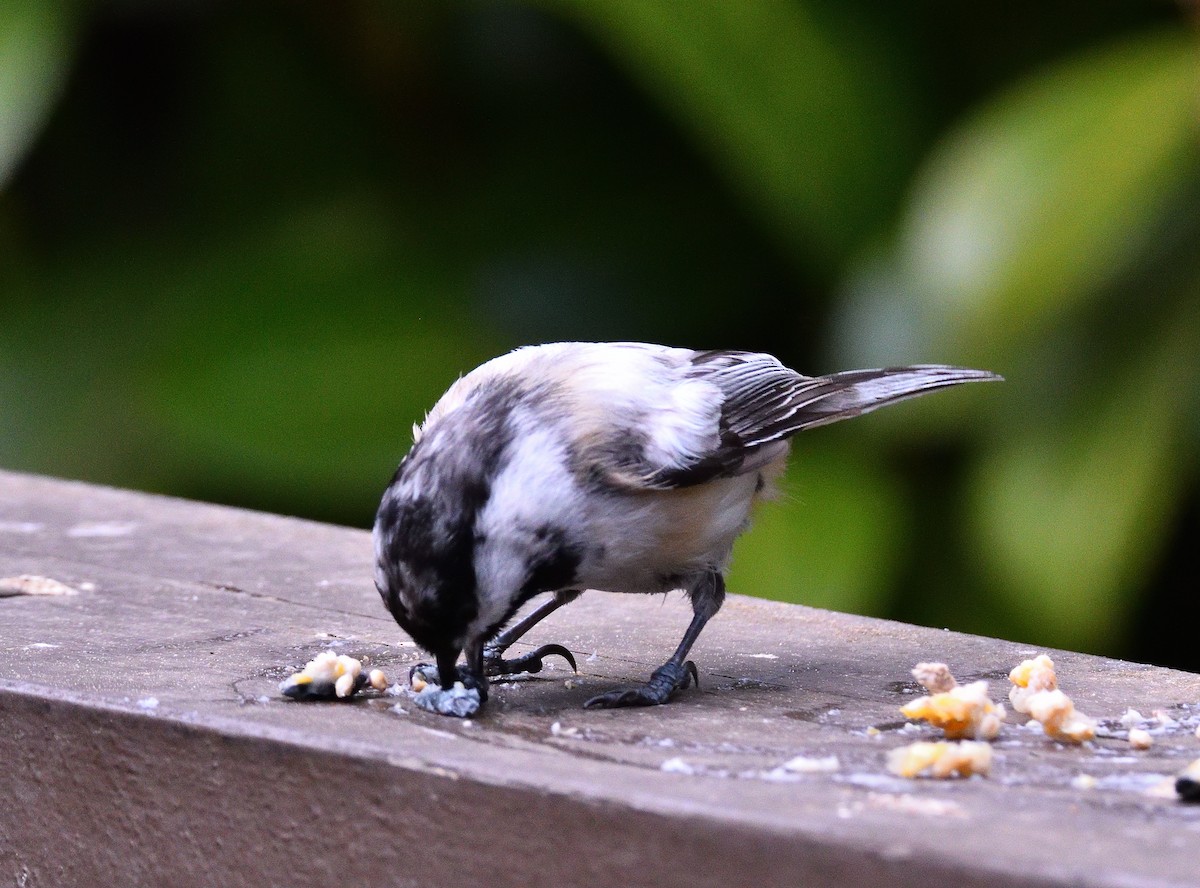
[483,589,580,676]
[584,571,724,709]
[410,590,581,693]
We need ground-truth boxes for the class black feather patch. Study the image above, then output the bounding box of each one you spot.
[521,525,582,597]
[374,378,523,655]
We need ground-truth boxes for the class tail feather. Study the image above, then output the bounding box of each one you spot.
[787,365,1002,432]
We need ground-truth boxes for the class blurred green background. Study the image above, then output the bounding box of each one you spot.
[2,1,1197,670]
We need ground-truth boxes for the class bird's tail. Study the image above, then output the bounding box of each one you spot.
[781,365,1002,433]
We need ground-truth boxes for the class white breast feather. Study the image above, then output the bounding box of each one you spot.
[468,419,580,637]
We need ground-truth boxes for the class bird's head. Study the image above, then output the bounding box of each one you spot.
[373,523,482,688]
[372,444,491,692]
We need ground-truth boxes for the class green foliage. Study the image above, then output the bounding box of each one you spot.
[1,1,1197,666]
[970,313,1199,650]
[537,0,915,269]
[0,0,76,187]
[841,30,1199,366]
[827,28,1200,650]
[728,435,906,615]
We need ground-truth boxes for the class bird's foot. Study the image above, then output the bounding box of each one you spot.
[583,661,699,709]
[408,643,576,699]
[484,643,577,677]
[408,662,488,701]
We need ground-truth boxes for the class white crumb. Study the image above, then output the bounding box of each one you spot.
[660,757,697,775]
[0,575,80,597]
[1128,728,1154,750]
[1118,708,1144,728]
[780,754,840,774]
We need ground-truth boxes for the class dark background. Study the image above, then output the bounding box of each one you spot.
[2,1,1197,670]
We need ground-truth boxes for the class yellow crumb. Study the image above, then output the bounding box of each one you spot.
[901,680,1005,740]
[1007,654,1095,743]
[1008,654,1058,714]
[1026,689,1096,743]
[1128,728,1154,750]
[886,741,992,779]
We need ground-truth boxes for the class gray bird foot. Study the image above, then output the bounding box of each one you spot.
[409,643,577,700]
[583,661,700,709]
[408,662,487,699]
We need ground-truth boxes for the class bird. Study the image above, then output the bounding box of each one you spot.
[372,342,1000,710]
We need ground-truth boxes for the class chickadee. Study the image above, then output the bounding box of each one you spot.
[373,342,999,709]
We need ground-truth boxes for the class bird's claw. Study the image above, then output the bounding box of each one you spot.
[484,642,577,677]
[409,642,577,697]
[583,660,699,709]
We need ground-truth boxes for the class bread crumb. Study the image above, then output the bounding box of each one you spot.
[780,754,840,774]
[1008,654,1057,714]
[901,679,1005,740]
[1118,708,1144,728]
[911,662,957,694]
[280,651,384,700]
[1128,727,1154,750]
[886,741,992,779]
[1071,774,1098,790]
[0,574,80,597]
[1008,655,1095,743]
[1151,709,1177,729]
[1025,689,1096,743]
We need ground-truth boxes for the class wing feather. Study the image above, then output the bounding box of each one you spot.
[420,343,999,494]
[632,351,1000,489]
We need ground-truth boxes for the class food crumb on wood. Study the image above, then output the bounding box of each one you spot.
[911,661,958,694]
[779,754,840,774]
[900,662,1005,740]
[660,757,697,775]
[1118,708,1143,727]
[1008,654,1095,743]
[280,651,385,701]
[367,668,388,691]
[0,575,80,597]
[886,740,992,779]
[1008,654,1057,711]
[1128,727,1154,750]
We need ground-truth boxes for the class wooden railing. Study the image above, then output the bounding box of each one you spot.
[1,469,1197,887]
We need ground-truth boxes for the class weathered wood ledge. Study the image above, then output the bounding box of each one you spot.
[2,469,1198,888]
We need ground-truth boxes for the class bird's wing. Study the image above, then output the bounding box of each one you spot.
[416,342,998,492]
[623,350,803,489]
[596,349,999,490]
